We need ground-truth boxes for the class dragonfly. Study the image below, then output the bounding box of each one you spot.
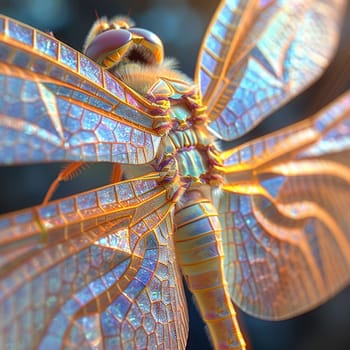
[0,0,349,349]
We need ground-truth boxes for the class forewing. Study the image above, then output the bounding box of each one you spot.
[0,174,188,349]
[196,0,346,140]
[217,91,350,319]
[0,15,168,165]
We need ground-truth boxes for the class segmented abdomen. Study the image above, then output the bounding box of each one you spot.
[174,189,246,350]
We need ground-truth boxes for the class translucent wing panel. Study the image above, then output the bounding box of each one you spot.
[196,0,345,140]
[0,174,188,349]
[0,15,167,165]
[0,74,161,165]
[217,91,350,319]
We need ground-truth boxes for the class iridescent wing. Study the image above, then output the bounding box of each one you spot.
[0,173,188,349]
[195,0,346,140]
[0,15,168,166]
[216,91,350,319]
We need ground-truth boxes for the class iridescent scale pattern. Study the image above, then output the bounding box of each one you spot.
[0,176,188,349]
[196,0,345,140]
[0,0,348,349]
[218,92,350,319]
[0,16,167,165]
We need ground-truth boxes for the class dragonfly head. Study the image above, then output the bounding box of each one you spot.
[83,16,164,69]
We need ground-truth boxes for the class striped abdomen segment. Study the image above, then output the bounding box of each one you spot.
[174,190,246,350]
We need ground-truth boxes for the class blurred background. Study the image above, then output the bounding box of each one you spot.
[0,0,350,349]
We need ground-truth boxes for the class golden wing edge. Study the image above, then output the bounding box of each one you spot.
[218,90,350,320]
[195,0,347,141]
[0,14,167,116]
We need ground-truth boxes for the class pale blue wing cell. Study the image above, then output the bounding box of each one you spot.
[0,15,166,165]
[218,91,350,319]
[0,174,188,349]
[196,0,346,140]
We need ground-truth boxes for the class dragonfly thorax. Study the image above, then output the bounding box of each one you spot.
[164,120,215,182]
[147,76,220,185]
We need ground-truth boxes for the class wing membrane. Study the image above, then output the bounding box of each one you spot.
[196,0,346,140]
[217,91,350,319]
[0,173,188,349]
[0,15,169,165]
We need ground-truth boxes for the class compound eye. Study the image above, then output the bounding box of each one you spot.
[84,29,132,67]
[128,28,164,64]
[128,28,162,46]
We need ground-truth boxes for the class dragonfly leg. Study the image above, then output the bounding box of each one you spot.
[110,163,122,183]
[175,189,246,350]
[42,162,85,204]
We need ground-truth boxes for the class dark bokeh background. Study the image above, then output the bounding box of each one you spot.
[0,1,350,349]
